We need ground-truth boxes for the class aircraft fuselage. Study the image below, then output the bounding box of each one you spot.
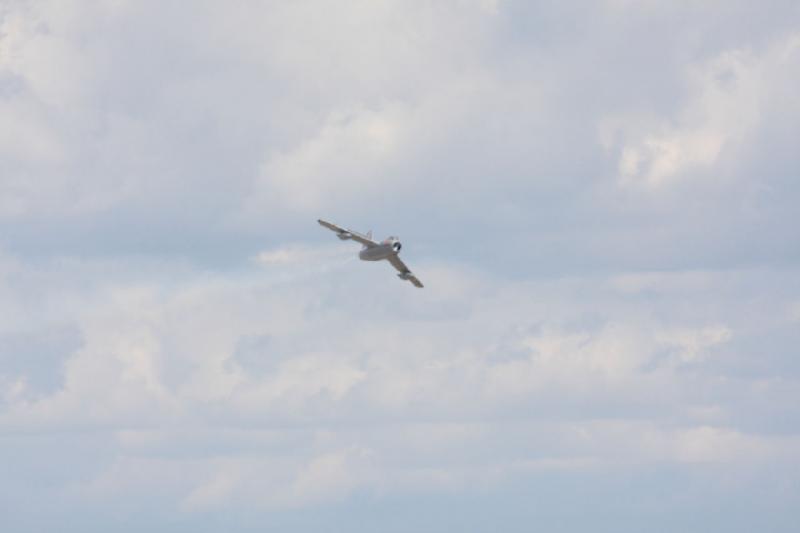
[359,238,401,261]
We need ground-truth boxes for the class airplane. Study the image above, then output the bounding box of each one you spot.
[318,219,424,288]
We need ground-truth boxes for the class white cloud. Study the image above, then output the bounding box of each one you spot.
[671,426,768,463]
[251,104,408,213]
[253,242,354,274]
[603,31,800,187]
[655,324,732,365]
[2,254,797,513]
[180,461,242,512]
[1,1,799,529]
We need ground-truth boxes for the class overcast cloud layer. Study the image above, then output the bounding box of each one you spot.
[2,1,800,531]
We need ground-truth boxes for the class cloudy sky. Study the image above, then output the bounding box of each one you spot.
[2,1,799,531]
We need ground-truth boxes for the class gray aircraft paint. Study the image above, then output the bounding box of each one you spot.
[359,238,400,261]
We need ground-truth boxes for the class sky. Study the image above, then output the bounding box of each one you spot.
[1,1,800,531]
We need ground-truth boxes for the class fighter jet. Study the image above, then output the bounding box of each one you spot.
[318,219,424,288]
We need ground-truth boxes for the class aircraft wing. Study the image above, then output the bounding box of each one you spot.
[388,255,424,288]
[318,219,378,248]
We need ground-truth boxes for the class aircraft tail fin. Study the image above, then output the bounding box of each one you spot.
[360,230,373,250]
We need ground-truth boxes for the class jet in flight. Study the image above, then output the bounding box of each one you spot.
[318,219,424,288]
